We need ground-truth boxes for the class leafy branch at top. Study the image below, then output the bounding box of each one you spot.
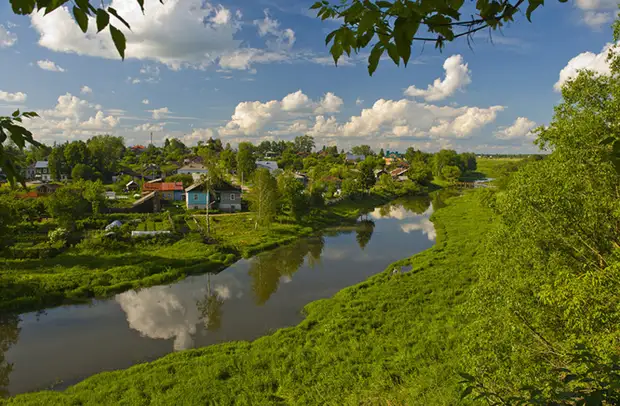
[0,111,41,186]
[311,0,563,75]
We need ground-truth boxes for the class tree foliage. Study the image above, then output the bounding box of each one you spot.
[248,168,279,229]
[311,0,556,75]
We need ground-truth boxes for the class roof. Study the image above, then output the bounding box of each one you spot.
[256,161,279,171]
[146,178,163,184]
[345,154,364,161]
[143,182,184,192]
[35,183,61,191]
[133,191,157,206]
[390,168,408,177]
[126,180,138,186]
[186,179,241,193]
[179,163,208,171]
[35,161,48,169]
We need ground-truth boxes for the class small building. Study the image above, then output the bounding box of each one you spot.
[345,153,364,162]
[25,163,36,180]
[256,160,279,173]
[177,163,209,176]
[293,172,308,187]
[132,191,161,213]
[390,167,409,180]
[185,180,242,212]
[34,161,51,181]
[142,182,184,200]
[126,180,139,192]
[374,169,388,179]
[35,183,61,194]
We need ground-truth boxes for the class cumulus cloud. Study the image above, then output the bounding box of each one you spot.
[494,117,537,140]
[134,123,165,132]
[142,99,150,105]
[0,24,17,48]
[180,128,215,144]
[30,0,298,72]
[26,92,119,143]
[80,85,92,95]
[404,55,471,101]
[37,59,65,72]
[0,90,27,103]
[315,92,343,114]
[150,107,170,120]
[554,42,614,91]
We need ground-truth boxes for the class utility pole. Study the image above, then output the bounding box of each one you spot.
[150,132,153,146]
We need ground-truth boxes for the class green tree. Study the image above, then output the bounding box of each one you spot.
[277,171,308,220]
[407,160,433,185]
[71,163,97,181]
[293,135,315,154]
[247,168,278,229]
[440,165,461,183]
[460,152,477,172]
[375,173,396,194]
[433,149,461,178]
[87,135,125,180]
[220,148,236,173]
[351,145,374,156]
[48,145,67,181]
[236,142,256,183]
[357,160,376,192]
[45,185,90,229]
[80,180,106,216]
[64,141,90,169]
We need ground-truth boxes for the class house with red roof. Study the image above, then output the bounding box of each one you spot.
[142,182,184,201]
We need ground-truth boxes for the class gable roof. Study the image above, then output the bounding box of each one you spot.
[143,182,184,192]
[390,168,408,177]
[35,161,48,169]
[186,179,241,193]
[179,163,208,171]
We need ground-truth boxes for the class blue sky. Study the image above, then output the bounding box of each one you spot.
[0,0,617,153]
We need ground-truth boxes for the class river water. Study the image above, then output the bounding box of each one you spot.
[0,195,440,397]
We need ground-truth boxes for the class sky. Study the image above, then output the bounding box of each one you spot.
[0,0,618,153]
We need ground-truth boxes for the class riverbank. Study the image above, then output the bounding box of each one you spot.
[0,190,409,314]
[3,190,496,405]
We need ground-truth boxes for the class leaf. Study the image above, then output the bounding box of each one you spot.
[109,24,126,60]
[11,110,19,118]
[368,42,383,76]
[525,0,544,22]
[108,7,131,30]
[386,42,399,65]
[10,0,36,15]
[310,1,323,9]
[460,386,473,400]
[74,0,90,13]
[394,17,417,66]
[330,42,344,65]
[137,0,144,13]
[73,6,88,33]
[325,30,337,46]
[96,9,109,33]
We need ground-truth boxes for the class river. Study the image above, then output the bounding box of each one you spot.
[0,195,441,397]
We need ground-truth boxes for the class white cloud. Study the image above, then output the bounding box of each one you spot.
[0,90,26,103]
[80,85,92,95]
[494,117,537,140]
[404,55,471,101]
[26,92,119,143]
[30,0,297,72]
[151,107,170,120]
[574,0,618,29]
[315,92,343,114]
[142,99,150,105]
[281,90,311,111]
[37,59,65,72]
[554,42,615,91]
[181,128,215,144]
[134,123,165,132]
[0,24,17,48]
[356,98,364,106]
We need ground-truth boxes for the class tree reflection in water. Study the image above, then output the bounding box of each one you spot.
[249,238,325,305]
[356,220,376,250]
[0,315,20,398]
[197,274,224,332]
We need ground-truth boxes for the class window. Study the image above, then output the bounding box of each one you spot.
[230,193,235,200]
[193,194,198,201]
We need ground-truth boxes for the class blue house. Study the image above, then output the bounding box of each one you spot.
[185,180,242,212]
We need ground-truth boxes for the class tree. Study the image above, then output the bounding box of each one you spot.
[80,180,106,216]
[351,145,374,156]
[196,275,224,332]
[199,152,224,236]
[87,135,125,180]
[357,160,376,191]
[71,163,97,181]
[375,173,396,194]
[293,135,315,154]
[48,145,67,181]
[312,0,553,75]
[460,152,477,172]
[45,185,90,229]
[277,171,308,220]
[433,149,461,178]
[237,142,256,183]
[440,165,461,183]
[64,141,90,169]
[247,168,278,229]
[379,148,385,158]
[407,160,433,185]
[220,148,236,173]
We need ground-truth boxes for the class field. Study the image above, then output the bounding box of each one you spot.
[3,191,496,405]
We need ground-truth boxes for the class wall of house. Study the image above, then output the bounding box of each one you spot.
[218,191,242,212]
[186,191,208,209]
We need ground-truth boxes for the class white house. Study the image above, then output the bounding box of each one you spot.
[256,160,279,173]
[34,161,51,181]
[177,163,209,176]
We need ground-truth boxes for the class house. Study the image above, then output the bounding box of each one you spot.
[126,180,139,192]
[130,145,146,154]
[390,167,409,180]
[185,180,242,212]
[177,163,209,176]
[293,172,308,186]
[256,160,279,173]
[34,161,51,181]
[142,182,184,200]
[345,153,364,162]
[374,169,388,179]
[132,191,161,213]
[25,163,36,180]
[35,183,61,194]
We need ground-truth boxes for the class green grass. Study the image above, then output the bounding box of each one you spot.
[3,191,496,405]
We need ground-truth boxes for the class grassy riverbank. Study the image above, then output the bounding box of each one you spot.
[4,191,495,405]
[0,192,396,314]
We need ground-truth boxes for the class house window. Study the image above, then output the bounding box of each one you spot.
[230,193,235,200]
[194,194,198,201]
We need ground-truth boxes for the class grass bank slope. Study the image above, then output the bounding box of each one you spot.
[4,191,495,405]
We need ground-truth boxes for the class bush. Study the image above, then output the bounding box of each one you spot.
[48,227,69,245]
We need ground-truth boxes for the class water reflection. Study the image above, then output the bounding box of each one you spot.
[356,220,376,250]
[197,276,225,332]
[0,315,19,397]
[369,196,436,241]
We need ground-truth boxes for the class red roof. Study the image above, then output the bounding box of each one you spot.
[142,182,184,192]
